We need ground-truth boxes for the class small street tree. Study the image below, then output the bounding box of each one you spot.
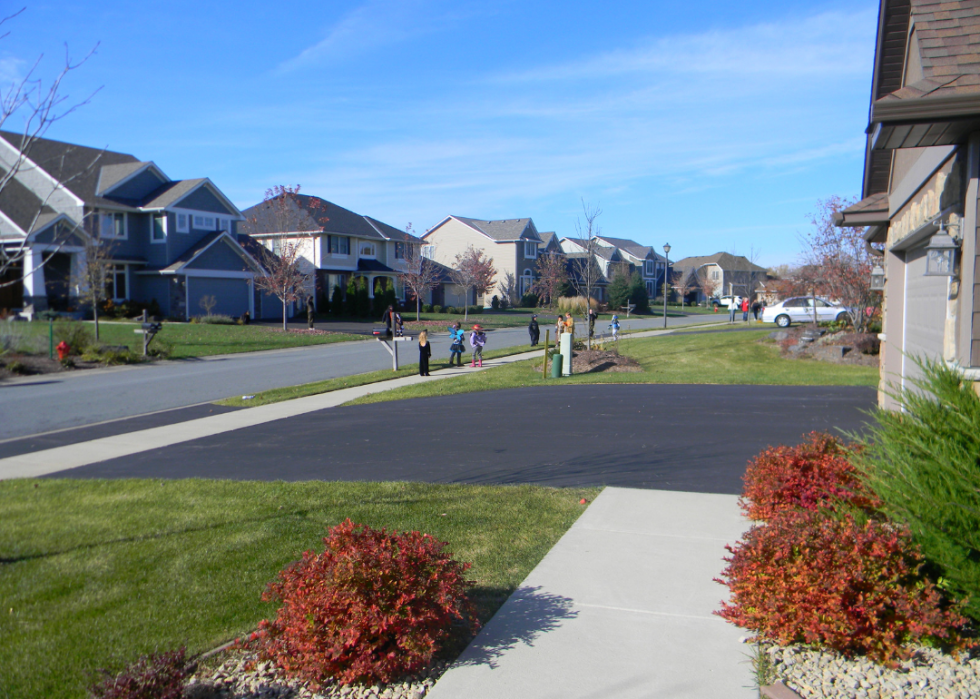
[568,201,602,349]
[450,245,496,321]
[531,252,568,308]
[73,231,114,341]
[399,242,439,321]
[250,186,320,330]
[672,270,693,308]
[800,196,881,332]
[696,267,718,305]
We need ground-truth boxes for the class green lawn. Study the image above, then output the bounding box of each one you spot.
[9,320,365,359]
[345,328,879,406]
[0,479,597,699]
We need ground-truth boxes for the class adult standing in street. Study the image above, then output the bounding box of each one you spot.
[751,299,762,322]
[528,314,540,346]
[418,330,432,376]
[306,296,315,329]
[382,305,394,336]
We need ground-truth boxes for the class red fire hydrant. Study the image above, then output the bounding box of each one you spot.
[56,341,70,361]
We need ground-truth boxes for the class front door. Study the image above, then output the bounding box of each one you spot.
[170,276,187,319]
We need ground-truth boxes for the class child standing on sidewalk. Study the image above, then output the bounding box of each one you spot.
[418,330,431,376]
[448,321,465,367]
[610,314,620,341]
[469,324,486,367]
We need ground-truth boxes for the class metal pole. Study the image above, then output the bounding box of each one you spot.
[663,250,669,329]
[542,329,550,379]
[49,319,54,359]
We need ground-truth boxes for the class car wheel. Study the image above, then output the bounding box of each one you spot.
[775,314,791,328]
[835,312,848,323]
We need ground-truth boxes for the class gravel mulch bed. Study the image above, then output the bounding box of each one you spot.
[571,348,642,374]
[0,353,102,379]
[761,643,980,699]
[186,651,448,699]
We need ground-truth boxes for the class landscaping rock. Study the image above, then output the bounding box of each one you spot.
[188,651,450,699]
[761,643,980,699]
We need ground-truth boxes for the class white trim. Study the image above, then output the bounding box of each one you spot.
[99,211,128,240]
[165,179,244,218]
[0,208,26,237]
[176,212,189,233]
[182,269,256,279]
[0,137,85,208]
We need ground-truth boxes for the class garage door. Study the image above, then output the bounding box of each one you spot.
[902,244,948,386]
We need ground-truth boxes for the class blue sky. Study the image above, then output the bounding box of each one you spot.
[2,1,878,266]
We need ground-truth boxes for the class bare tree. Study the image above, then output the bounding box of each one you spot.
[672,270,693,308]
[450,245,496,321]
[399,237,439,321]
[72,231,114,341]
[249,186,320,330]
[695,266,718,304]
[531,251,568,308]
[0,9,101,289]
[199,294,217,317]
[569,201,602,349]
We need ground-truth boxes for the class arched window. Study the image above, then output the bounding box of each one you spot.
[520,269,534,296]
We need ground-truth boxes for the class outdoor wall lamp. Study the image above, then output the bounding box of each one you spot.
[924,220,961,277]
[870,264,885,291]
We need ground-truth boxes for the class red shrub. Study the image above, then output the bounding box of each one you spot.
[715,509,969,664]
[740,432,877,521]
[90,647,187,699]
[258,519,479,687]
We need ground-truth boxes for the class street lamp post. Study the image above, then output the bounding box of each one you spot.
[662,243,671,329]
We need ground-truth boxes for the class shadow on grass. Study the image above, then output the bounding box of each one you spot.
[445,585,577,669]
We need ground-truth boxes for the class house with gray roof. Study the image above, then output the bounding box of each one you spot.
[421,216,543,305]
[834,0,980,408]
[672,252,767,304]
[0,132,266,319]
[241,195,423,309]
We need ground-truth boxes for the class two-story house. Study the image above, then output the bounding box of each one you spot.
[241,195,422,308]
[595,236,670,299]
[421,216,543,306]
[672,252,767,304]
[0,132,267,319]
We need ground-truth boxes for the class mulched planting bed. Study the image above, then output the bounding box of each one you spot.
[570,348,643,373]
[0,354,104,379]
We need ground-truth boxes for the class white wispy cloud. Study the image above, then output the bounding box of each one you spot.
[0,56,26,86]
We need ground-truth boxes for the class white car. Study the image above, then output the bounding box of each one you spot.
[763,297,851,328]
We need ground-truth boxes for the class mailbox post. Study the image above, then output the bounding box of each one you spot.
[135,309,162,355]
[373,328,414,370]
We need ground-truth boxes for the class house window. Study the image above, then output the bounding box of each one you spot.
[99,212,127,239]
[394,242,406,259]
[152,214,167,243]
[520,270,534,295]
[524,241,537,260]
[193,214,216,231]
[711,270,720,281]
[176,213,189,233]
[106,264,128,301]
[646,281,655,297]
[217,218,231,233]
[644,261,654,276]
[421,244,435,259]
[271,238,283,255]
[328,235,349,255]
[360,242,376,258]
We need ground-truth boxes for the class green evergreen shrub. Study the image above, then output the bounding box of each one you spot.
[53,319,93,356]
[854,356,980,621]
[432,305,442,314]
[331,284,344,314]
[345,278,358,317]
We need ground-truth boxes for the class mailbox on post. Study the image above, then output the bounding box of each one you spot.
[134,311,163,355]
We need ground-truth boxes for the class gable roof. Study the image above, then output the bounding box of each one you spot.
[450,216,540,242]
[0,164,57,234]
[242,195,421,244]
[161,231,265,274]
[595,235,668,262]
[671,252,767,274]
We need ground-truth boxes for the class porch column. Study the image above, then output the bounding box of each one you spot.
[22,248,46,306]
[368,275,376,298]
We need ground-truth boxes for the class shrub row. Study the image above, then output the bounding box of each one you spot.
[717,432,971,664]
[421,304,484,315]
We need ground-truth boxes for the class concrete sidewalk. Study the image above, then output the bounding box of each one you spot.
[427,487,754,699]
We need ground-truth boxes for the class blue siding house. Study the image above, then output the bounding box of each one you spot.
[0,132,268,319]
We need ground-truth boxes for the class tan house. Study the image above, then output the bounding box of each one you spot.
[836,0,980,408]
[672,252,767,304]
[421,216,543,306]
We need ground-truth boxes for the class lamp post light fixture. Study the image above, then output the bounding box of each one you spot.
[662,243,671,329]
[870,264,885,291]
[924,221,960,278]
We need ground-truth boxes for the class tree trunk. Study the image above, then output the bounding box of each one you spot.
[282,297,288,331]
[93,302,100,341]
[416,296,420,322]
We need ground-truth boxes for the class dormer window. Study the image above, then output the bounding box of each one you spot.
[360,242,376,258]
[524,241,537,259]
[99,212,127,239]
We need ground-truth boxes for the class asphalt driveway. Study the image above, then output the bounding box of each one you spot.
[50,384,876,492]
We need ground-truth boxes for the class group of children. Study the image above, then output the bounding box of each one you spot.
[417,322,487,376]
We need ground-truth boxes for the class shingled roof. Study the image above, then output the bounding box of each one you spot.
[452,216,540,242]
[672,252,767,275]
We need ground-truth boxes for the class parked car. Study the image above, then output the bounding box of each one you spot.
[762,297,851,328]
[716,295,744,308]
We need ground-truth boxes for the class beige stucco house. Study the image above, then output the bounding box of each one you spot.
[421,216,543,306]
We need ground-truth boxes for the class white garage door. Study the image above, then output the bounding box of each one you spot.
[902,244,948,386]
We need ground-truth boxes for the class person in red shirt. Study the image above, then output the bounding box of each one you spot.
[741,297,750,322]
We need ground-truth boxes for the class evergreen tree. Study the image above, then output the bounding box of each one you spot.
[607,265,632,310]
[629,273,649,313]
[345,278,358,317]
[331,284,344,315]
[854,356,980,621]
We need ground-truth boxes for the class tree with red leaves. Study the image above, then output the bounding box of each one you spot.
[531,251,568,308]
[799,196,881,332]
[450,245,496,321]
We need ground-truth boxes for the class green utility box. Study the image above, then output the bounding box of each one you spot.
[550,353,563,378]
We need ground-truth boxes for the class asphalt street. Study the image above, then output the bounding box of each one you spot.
[49,384,877,492]
[0,313,722,440]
